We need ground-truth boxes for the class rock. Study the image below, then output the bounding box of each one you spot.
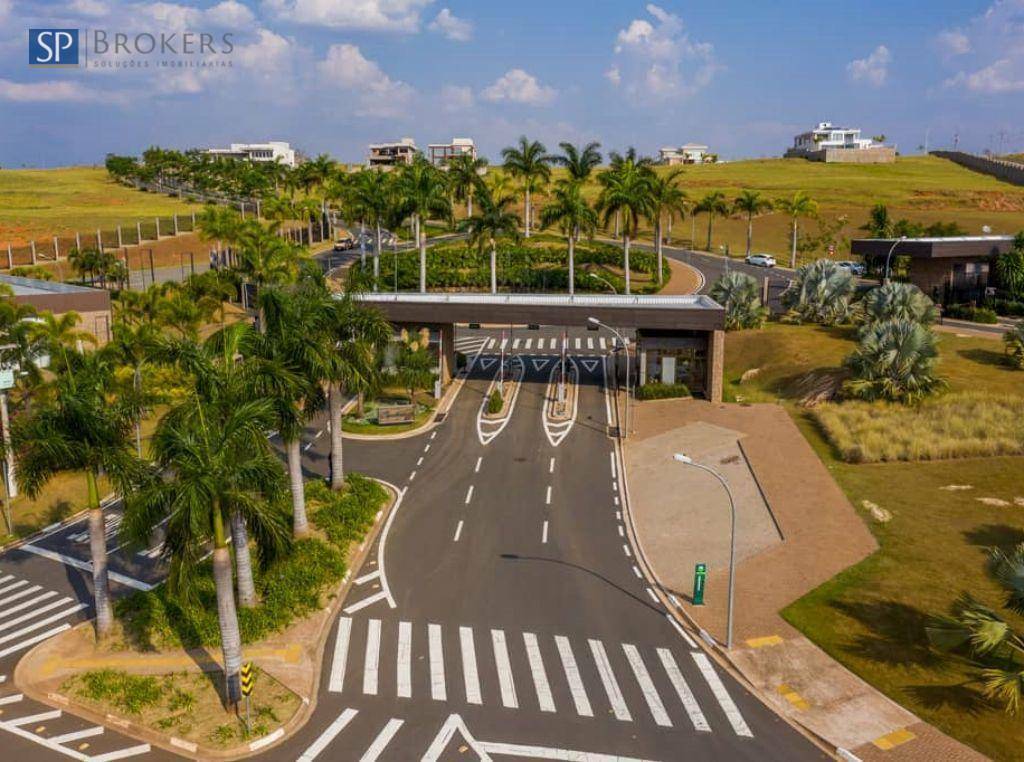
[940,485,973,491]
[739,367,761,384]
[977,497,1011,507]
[861,500,892,523]
[1016,498,1024,507]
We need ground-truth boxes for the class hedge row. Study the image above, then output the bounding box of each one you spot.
[636,382,691,401]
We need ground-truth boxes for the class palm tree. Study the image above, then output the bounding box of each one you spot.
[1004,323,1024,369]
[551,141,602,183]
[122,385,288,705]
[709,272,768,330]
[235,222,299,326]
[776,191,819,268]
[110,321,161,456]
[501,136,552,238]
[30,311,96,373]
[13,351,146,638]
[995,233,1024,299]
[597,150,655,294]
[783,259,857,325]
[447,153,489,218]
[844,318,943,402]
[693,191,729,253]
[349,171,393,288]
[540,181,597,295]
[732,190,774,257]
[460,186,522,294]
[196,205,242,260]
[859,282,939,327]
[398,158,451,292]
[648,170,689,283]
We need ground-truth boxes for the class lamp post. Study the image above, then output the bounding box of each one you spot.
[673,452,737,650]
[883,235,907,285]
[589,317,630,438]
[588,272,617,294]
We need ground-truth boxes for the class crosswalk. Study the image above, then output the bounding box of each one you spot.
[0,571,89,660]
[327,617,752,737]
[457,336,611,353]
[65,510,165,560]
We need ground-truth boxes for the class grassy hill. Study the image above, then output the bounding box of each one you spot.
[0,166,197,247]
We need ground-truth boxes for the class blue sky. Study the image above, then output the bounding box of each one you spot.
[1,0,1022,167]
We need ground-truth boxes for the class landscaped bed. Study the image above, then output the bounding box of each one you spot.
[342,396,435,436]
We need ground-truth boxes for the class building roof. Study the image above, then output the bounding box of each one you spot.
[0,275,111,313]
[851,236,1014,260]
[0,275,97,296]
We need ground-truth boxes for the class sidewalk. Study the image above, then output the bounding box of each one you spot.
[623,399,984,761]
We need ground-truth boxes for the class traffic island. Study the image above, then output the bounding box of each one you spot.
[476,356,524,445]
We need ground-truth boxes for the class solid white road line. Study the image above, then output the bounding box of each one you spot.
[48,726,105,744]
[19,545,153,591]
[453,520,464,542]
[363,618,381,695]
[0,596,74,633]
[523,633,555,713]
[465,485,474,504]
[665,614,699,648]
[623,644,672,727]
[657,648,710,732]
[296,708,358,762]
[549,457,555,473]
[354,570,380,585]
[610,451,617,479]
[0,604,87,646]
[542,521,549,544]
[0,623,70,658]
[599,337,607,350]
[491,629,518,709]
[397,621,412,698]
[691,652,753,737]
[0,692,23,705]
[0,590,56,619]
[342,590,387,614]
[460,626,482,705]
[475,741,654,762]
[328,617,352,693]
[0,580,30,599]
[555,636,593,717]
[646,588,659,604]
[359,718,404,762]
[88,744,151,761]
[7,710,62,727]
[545,486,552,505]
[589,639,632,721]
[429,623,446,701]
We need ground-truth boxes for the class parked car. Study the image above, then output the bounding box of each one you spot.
[836,260,866,277]
[333,235,355,251]
[745,253,776,268]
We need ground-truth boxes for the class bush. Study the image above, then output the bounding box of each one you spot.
[487,389,503,414]
[987,298,1024,317]
[636,382,690,400]
[844,318,943,403]
[709,271,767,330]
[70,670,163,714]
[945,303,1000,324]
[1005,324,1024,369]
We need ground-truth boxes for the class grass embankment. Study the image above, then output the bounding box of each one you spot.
[723,323,1024,760]
[0,167,195,246]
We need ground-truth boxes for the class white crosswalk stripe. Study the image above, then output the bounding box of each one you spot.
[396,621,412,698]
[363,618,381,695]
[623,644,672,727]
[0,570,91,660]
[658,648,710,732]
[523,632,556,713]
[0,589,53,616]
[555,635,593,717]
[429,622,446,701]
[600,337,607,350]
[460,626,482,705]
[359,718,403,762]
[491,629,518,708]
[692,652,754,737]
[297,708,358,762]
[589,638,632,721]
[328,617,352,693]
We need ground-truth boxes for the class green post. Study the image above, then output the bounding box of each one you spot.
[693,562,707,606]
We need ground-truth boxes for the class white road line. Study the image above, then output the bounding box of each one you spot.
[512,338,521,349]
[296,708,358,762]
[623,644,672,727]
[363,618,381,695]
[0,590,55,619]
[460,626,482,704]
[429,623,446,701]
[523,633,555,713]
[7,710,62,727]
[476,741,655,761]
[632,566,642,579]
[545,486,552,505]
[548,457,555,473]
[303,441,314,452]
[416,457,424,466]
[491,629,518,709]
[622,544,632,557]
[359,718,404,762]
[18,545,153,591]
[525,338,533,349]
[616,511,622,521]
[424,444,431,453]
[612,480,618,492]
[342,590,387,614]
[430,431,437,441]
[397,621,412,698]
[408,470,416,482]
[658,648,710,732]
[0,692,23,705]
[0,623,70,658]
[691,652,753,737]
[610,451,617,479]
[542,521,549,544]
[453,520,464,542]
[474,456,482,473]
[328,617,352,693]
[0,575,13,586]
[0,580,30,600]
[465,485,474,504]
[646,587,659,604]
[588,337,595,350]
[589,639,631,721]
[0,604,87,646]
[487,338,496,349]
[354,570,380,585]
[0,596,73,633]
[665,614,698,648]
[89,744,151,761]
[48,726,105,744]
[613,496,620,506]
[575,338,582,349]
[618,526,625,537]
[555,636,593,717]
[599,337,607,350]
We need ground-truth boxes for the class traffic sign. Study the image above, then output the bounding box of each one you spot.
[693,563,707,606]
[0,368,13,390]
[241,662,255,697]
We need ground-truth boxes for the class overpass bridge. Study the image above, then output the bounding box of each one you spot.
[354,292,727,401]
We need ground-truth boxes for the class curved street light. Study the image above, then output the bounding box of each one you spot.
[588,272,617,294]
[589,316,630,437]
[883,235,907,285]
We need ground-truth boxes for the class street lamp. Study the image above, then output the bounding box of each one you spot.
[589,317,630,438]
[883,235,907,285]
[588,272,617,294]
[673,452,737,650]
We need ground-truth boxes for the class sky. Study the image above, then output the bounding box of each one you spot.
[1,0,1023,167]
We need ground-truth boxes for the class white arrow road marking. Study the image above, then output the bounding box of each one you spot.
[478,357,497,371]
[531,358,550,371]
[580,359,600,373]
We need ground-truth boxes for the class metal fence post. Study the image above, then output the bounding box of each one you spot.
[173,214,179,235]
[117,225,123,248]
[96,228,103,253]
[30,240,37,265]
[53,236,59,261]
[6,243,12,270]
[191,211,196,226]
[155,217,160,238]
[76,231,82,252]
[137,221,143,244]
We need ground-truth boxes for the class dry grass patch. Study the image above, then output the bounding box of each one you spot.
[814,392,1024,463]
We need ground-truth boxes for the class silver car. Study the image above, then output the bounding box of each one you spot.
[745,253,776,268]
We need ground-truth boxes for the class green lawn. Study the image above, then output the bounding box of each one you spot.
[723,323,1024,761]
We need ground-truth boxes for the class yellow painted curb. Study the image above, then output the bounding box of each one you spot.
[872,728,916,750]
[746,635,784,648]
[776,684,810,711]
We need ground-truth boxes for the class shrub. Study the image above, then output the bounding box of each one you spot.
[487,389,503,414]
[858,282,938,327]
[782,259,856,325]
[709,271,767,330]
[945,303,1000,324]
[1005,324,1024,369]
[71,670,163,714]
[636,382,690,400]
[843,318,943,403]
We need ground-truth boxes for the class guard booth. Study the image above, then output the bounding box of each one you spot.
[635,329,714,397]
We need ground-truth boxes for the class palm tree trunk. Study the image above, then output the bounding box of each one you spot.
[231,510,257,608]
[212,542,243,706]
[746,213,754,257]
[706,214,714,252]
[667,215,673,245]
[614,211,620,239]
[467,193,472,218]
[790,218,798,269]
[568,233,575,295]
[490,246,497,294]
[133,366,142,457]
[374,222,381,290]
[524,188,531,238]
[286,437,309,538]
[656,218,663,284]
[329,383,345,490]
[624,235,631,295]
[419,218,427,294]
[86,469,113,639]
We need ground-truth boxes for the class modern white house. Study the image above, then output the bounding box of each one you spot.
[785,123,895,163]
[659,143,713,165]
[428,138,477,167]
[367,138,418,168]
[203,141,297,167]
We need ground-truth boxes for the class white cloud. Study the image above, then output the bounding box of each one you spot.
[607,3,718,102]
[263,0,432,32]
[940,1,1024,95]
[945,59,1024,94]
[936,30,971,56]
[206,0,256,27]
[317,43,414,116]
[480,68,556,106]
[847,45,891,87]
[428,8,472,41]
[0,79,99,102]
[440,84,473,111]
[67,0,110,16]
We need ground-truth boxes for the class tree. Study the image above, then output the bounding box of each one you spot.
[13,351,146,638]
[459,185,522,294]
[30,310,96,374]
[710,272,768,330]
[196,205,242,257]
[732,190,774,257]
[540,180,597,295]
[551,141,602,182]
[693,191,729,253]
[776,192,819,268]
[447,153,488,218]
[349,171,394,288]
[649,170,688,283]
[392,329,436,401]
[235,221,299,327]
[783,259,857,325]
[995,233,1024,299]
[844,318,943,402]
[1004,323,1024,369]
[398,158,451,292]
[109,321,161,456]
[596,149,655,294]
[859,282,939,327]
[501,136,552,238]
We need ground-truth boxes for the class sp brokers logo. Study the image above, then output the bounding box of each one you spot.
[29,30,80,66]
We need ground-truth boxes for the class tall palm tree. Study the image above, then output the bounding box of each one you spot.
[14,351,146,638]
[122,386,288,705]
[30,311,96,373]
[648,170,688,283]
[596,150,655,294]
[398,158,451,292]
[732,190,774,257]
[350,171,393,288]
[447,153,489,218]
[196,205,242,259]
[693,191,730,253]
[540,181,598,295]
[459,186,522,294]
[551,141,602,183]
[235,222,299,326]
[501,136,552,238]
[776,191,819,268]
[110,321,161,456]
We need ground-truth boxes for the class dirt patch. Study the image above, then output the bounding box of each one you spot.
[906,190,1024,212]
